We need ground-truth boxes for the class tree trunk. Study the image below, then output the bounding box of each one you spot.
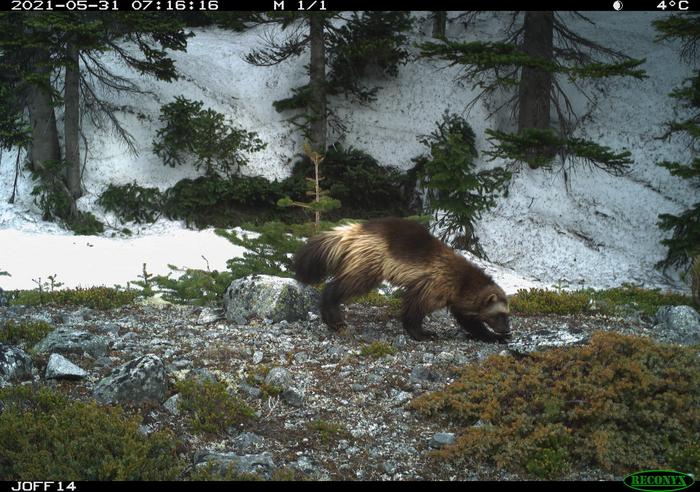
[26,51,61,173]
[25,48,78,219]
[308,13,327,153]
[432,11,447,39]
[64,41,82,199]
[517,11,554,169]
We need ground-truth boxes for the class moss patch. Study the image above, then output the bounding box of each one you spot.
[410,332,700,479]
[0,385,184,480]
[359,341,398,358]
[176,379,256,435]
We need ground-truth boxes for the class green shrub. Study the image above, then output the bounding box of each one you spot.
[162,175,300,228]
[10,286,137,310]
[411,332,700,478]
[0,319,53,347]
[306,419,351,445]
[286,144,416,220]
[98,182,164,224]
[413,112,510,256]
[65,211,104,236]
[29,159,73,222]
[153,96,266,178]
[359,341,397,358]
[150,266,234,306]
[0,385,184,480]
[510,285,695,316]
[176,379,256,435]
[216,221,304,280]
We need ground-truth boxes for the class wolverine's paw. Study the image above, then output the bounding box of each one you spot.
[406,329,438,341]
[495,331,512,344]
[327,320,347,332]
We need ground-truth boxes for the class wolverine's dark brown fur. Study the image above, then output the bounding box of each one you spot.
[294,217,511,342]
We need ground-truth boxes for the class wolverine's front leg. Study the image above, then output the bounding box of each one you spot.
[401,290,437,341]
[321,279,346,330]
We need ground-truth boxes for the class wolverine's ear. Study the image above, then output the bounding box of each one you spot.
[484,293,499,305]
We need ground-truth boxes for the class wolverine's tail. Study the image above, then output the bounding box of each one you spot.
[294,226,353,284]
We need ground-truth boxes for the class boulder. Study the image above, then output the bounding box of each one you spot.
[93,354,167,405]
[223,275,319,324]
[45,353,87,380]
[34,328,109,358]
[653,305,700,345]
[0,344,34,385]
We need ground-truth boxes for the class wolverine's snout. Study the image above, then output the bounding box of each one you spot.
[486,313,511,335]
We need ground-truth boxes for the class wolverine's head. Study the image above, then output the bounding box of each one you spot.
[453,282,511,339]
[478,287,511,337]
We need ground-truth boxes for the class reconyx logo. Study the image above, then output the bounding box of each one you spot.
[623,470,695,492]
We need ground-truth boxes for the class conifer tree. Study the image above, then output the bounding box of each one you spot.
[418,12,646,175]
[0,12,189,225]
[245,11,412,151]
[653,13,700,274]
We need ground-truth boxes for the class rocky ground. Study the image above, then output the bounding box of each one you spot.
[4,291,697,481]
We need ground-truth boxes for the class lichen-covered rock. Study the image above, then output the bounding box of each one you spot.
[0,344,34,385]
[45,353,87,380]
[194,451,275,478]
[223,275,319,324]
[34,328,109,358]
[93,354,167,405]
[653,305,700,345]
[506,327,590,354]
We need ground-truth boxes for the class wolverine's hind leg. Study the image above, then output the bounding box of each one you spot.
[321,273,380,331]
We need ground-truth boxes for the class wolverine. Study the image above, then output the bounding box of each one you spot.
[293,217,511,343]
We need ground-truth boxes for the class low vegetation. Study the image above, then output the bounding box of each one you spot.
[359,341,398,358]
[410,331,700,479]
[0,385,184,480]
[510,284,695,316]
[0,319,53,347]
[8,286,137,310]
[175,379,256,436]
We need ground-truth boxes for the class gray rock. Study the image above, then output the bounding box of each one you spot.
[383,461,397,475]
[97,323,120,336]
[197,307,221,325]
[59,308,94,325]
[164,394,181,415]
[223,275,320,324]
[195,451,275,478]
[410,365,441,383]
[430,432,456,449]
[653,305,700,345]
[281,388,303,407]
[190,368,217,384]
[507,327,590,353]
[252,350,264,364]
[238,383,262,399]
[0,344,34,385]
[230,432,264,452]
[45,353,87,380]
[34,328,109,358]
[293,455,315,474]
[171,359,192,370]
[93,354,167,405]
[264,367,291,389]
